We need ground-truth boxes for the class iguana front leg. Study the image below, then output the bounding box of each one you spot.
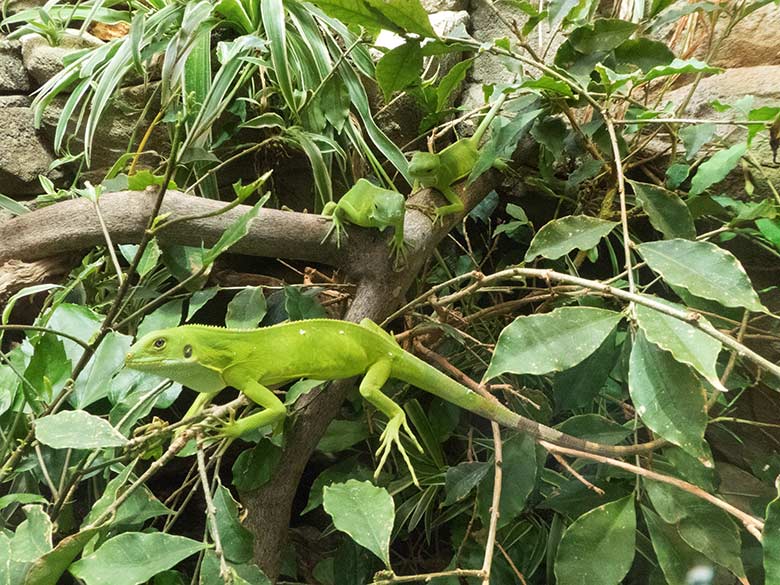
[433,185,464,224]
[359,360,424,486]
[219,374,287,438]
[321,202,347,247]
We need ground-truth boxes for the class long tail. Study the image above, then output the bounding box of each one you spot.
[394,351,659,457]
[472,89,510,144]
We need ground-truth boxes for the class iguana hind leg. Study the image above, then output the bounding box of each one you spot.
[359,359,423,487]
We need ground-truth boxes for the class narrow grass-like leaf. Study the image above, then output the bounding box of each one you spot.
[765,487,780,582]
[262,0,296,113]
[202,195,269,265]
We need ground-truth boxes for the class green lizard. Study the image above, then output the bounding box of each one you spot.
[125,318,646,486]
[321,179,406,262]
[408,90,509,222]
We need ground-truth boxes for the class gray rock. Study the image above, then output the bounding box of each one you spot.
[0,39,31,93]
[0,95,31,108]
[20,30,103,86]
[700,3,780,69]
[421,0,467,12]
[0,106,60,196]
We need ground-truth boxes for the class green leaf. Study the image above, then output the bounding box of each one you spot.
[478,433,537,527]
[629,180,695,239]
[0,493,47,511]
[436,58,473,111]
[569,19,638,53]
[202,195,269,266]
[24,333,70,405]
[553,331,619,410]
[187,287,219,321]
[35,411,128,449]
[137,300,184,339]
[689,142,746,195]
[73,332,133,409]
[525,215,618,261]
[212,485,253,564]
[765,487,780,582]
[84,465,169,528]
[364,0,436,37]
[0,193,29,215]
[323,480,394,568]
[240,112,286,130]
[69,533,207,585]
[261,0,295,112]
[317,419,370,453]
[666,163,690,189]
[614,38,674,73]
[119,241,162,277]
[302,458,374,514]
[10,505,52,563]
[284,286,326,320]
[679,123,716,160]
[637,239,765,312]
[307,0,394,31]
[642,58,722,83]
[443,461,491,506]
[231,440,282,491]
[375,41,423,101]
[628,332,707,458]
[554,496,636,585]
[225,287,267,329]
[555,414,633,445]
[521,76,574,97]
[485,307,623,380]
[23,528,100,585]
[642,506,708,585]
[635,303,723,391]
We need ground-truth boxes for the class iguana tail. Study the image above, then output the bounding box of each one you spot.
[471,89,510,144]
[393,350,661,458]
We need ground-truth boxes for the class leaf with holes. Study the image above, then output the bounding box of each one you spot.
[637,239,765,312]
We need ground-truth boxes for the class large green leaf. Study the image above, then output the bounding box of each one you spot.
[69,533,207,585]
[212,485,254,564]
[644,480,743,577]
[375,41,422,101]
[642,58,721,83]
[689,143,746,195]
[629,180,695,239]
[554,495,636,585]
[364,0,436,37]
[35,411,128,449]
[307,0,395,31]
[679,123,716,160]
[73,332,133,409]
[23,528,99,585]
[443,461,491,506]
[10,506,52,564]
[137,300,184,339]
[643,506,708,585]
[225,287,267,329]
[635,303,723,391]
[765,487,780,582]
[525,215,618,261]
[637,239,765,312]
[484,307,623,380]
[628,333,707,458]
[323,480,394,568]
[569,18,638,53]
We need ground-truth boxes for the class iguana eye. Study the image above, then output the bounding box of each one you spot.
[183,345,192,358]
[153,338,166,349]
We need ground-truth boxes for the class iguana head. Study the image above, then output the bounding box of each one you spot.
[125,327,226,393]
[408,151,440,186]
[370,191,406,228]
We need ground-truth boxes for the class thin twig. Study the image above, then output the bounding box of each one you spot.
[197,437,229,580]
[551,452,605,495]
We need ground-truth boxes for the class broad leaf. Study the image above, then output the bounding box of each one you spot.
[642,58,721,83]
[629,180,695,239]
[212,485,253,564]
[637,239,765,312]
[614,37,674,73]
[555,496,636,585]
[679,123,716,160]
[765,487,780,582]
[525,215,618,261]
[569,19,638,53]
[35,411,128,449]
[202,195,269,265]
[231,440,282,491]
[443,461,491,506]
[187,287,219,321]
[375,41,422,101]
[69,533,207,585]
[23,528,99,585]
[137,300,184,339]
[225,287,267,329]
[643,506,708,585]
[73,332,133,409]
[364,0,436,37]
[10,505,52,563]
[689,143,746,195]
[307,0,394,31]
[302,458,374,514]
[628,333,707,458]
[323,480,394,567]
[635,303,723,391]
[485,307,623,380]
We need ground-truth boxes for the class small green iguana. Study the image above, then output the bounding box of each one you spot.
[408,91,509,222]
[321,178,406,261]
[125,318,644,485]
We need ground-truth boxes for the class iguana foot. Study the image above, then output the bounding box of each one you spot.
[374,413,424,487]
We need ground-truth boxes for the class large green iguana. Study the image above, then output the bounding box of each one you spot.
[125,318,645,485]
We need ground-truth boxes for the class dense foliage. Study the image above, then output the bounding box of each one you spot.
[1,0,780,583]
